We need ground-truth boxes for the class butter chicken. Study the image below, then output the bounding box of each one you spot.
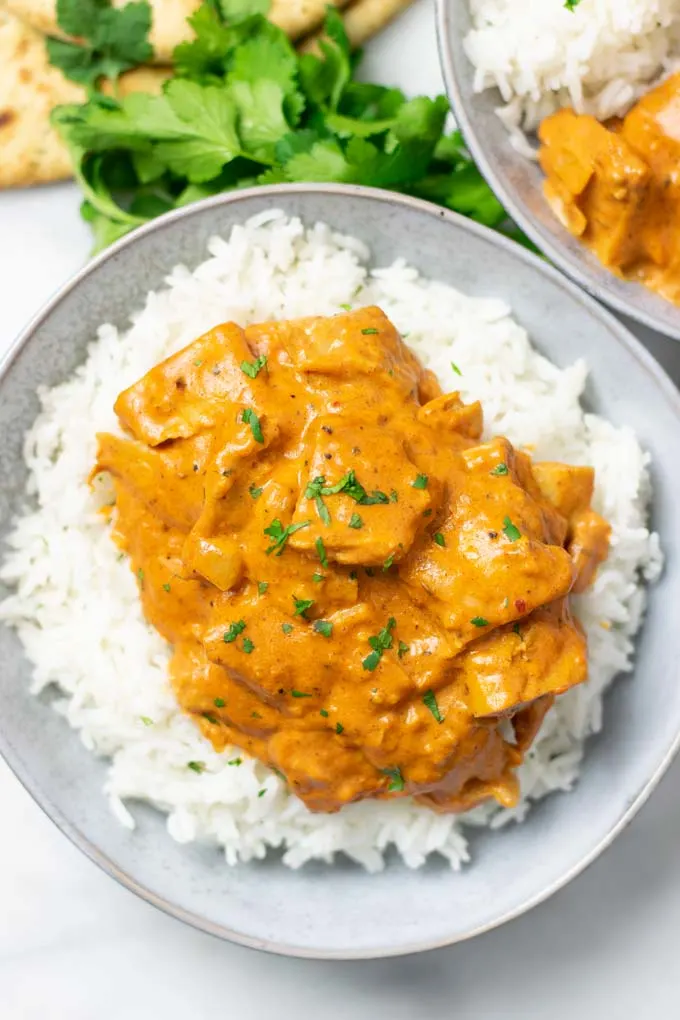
[540,71,680,305]
[95,307,609,814]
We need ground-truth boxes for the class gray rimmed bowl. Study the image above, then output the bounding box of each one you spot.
[1,184,680,959]
[436,0,680,342]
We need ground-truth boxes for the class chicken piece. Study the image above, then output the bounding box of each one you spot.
[114,322,259,445]
[289,417,432,565]
[417,391,483,441]
[400,438,574,648]
[532,462,594,519]
[96,432,211,529]
[532,462,610,591]
[460,601,587,718]
[539,107,651,270]
[266,305,433,402]
[568,509,612,593]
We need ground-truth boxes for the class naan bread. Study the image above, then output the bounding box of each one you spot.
[2,0,354,62]
[0,10,166,188]
[300,0,412,52]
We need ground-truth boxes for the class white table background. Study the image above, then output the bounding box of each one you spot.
[3,4,680,1016]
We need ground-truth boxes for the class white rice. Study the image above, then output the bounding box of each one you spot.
[0,211,661,872]
[464,0,680,155]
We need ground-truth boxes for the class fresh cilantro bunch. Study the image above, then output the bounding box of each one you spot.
[50,0,525,251]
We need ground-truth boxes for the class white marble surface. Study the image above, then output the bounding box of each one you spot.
[3,4,680,1016]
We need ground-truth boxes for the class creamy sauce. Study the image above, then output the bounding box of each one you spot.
[95,307,609,814]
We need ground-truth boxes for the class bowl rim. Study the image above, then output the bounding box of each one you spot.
[2,181,680,960]
[434,0,680,343]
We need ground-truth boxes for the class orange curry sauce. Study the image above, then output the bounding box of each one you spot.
[95,306,610,813]
[540,72,680,305]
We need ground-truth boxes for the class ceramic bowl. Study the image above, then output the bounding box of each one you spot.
[1,185,679,959]
[435,0,680,342]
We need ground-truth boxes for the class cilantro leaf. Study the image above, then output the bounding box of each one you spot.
[264,518,310,555]
[48,0,152,86]
[242,406,264,443]
[217,0,271,20]
[229,28,299,98]
[152,81,243,182]
[381,766,405,793]
[423,690,444,723]
[173,4,237,79]
[230,80,290,160]
[362,617,396,671]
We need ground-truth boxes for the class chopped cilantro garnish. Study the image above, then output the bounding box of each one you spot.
[320,708,329,717]
[291,689,311,698]
[336,722,344,734]
[564,0,582,10]
[140,715,153,726]
[315,536,328,568]
[412,474,428,489]
[359,489,389,506]
[242,637,255,654]
[491,463,509,477]
[258,789,266,798]
[340,303,352,311]
[362,617,396,671]
[249,484,263,500]
[187,761,205,774]
[242,407,264,443]
[313,619,333,638]
[503,516,521,542]
[213,697,226,708]
[282,623,293,634]
[162,582,171,592]
[202,711,219,724]
[224,620,246,643]
[389,489,398,503]
[471,616,489,627]
[397,641,409,659]
[349,512,363,529]
[513,622,522,636]
[293,595,314,618]
[251,710,262,719]
[264,518,310,556]
[305,476,332,525]
[193,359,203,367]
[433,532,445,547]
[258,581,269,595]
[310,470,388,510]
[349,570,358,581]
[423,690,443,723]
[451,361,462,376]
[361,327,379,335]
[137,567,144,584]
[228,757,242,766]
[240,355,267,379]
[312,572,325,583]
[381,766,405,792]
[383,553,395,571]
